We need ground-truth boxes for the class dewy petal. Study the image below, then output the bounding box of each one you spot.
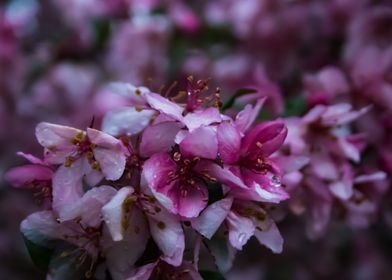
[226,211,255,250]
[145,92,184,121]
[35,122,82,149]
[140,122,183,157]
[242,121,287,158]
[239,169,289,203]
[88,128,126,180]
[102,187,135,241]
[5,165,52,188]
[142,153,177,213]
[191,197,233,239]
[102,107,155,137]
[182,107,222,131]
[235,98,265,133]
[173,181,208,218]
[217,123,241,164]
[103,207,150,280]
[179,126,218,159]
[52,160,84,220]
[146,208,185,266]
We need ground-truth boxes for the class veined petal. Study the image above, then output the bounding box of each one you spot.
[179,126,218,159]
[140,122,183,157]
[173,181,208,218]
[183,107,222,131]
[102,107,155,137]
[142,153,177,212]
[146,92,184,121]
[217,123,241,164]
[52,160,84,220]
[87,128,126,180]
[35,122,82,149]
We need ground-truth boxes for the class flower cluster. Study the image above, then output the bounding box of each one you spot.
[6,80,294,279]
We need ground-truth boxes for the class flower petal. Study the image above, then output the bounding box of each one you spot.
[102,187,135,241]
[145,92,184,121]
[254,218,283,253]
[242,121,287,158]
[102,107,155,137]
[191,197,233,239]
[88,128,126,180]
[140,122,183,157]
[179,126,218,159]
[226,211,255,250]
[217,123,241,164]
[52,160,84,220]
[5,165,52,188]
[103,208,150,280]
[235,98,265,133]
[173,181,208,218]
[146,208,185,266]
[142,153,177,212]
[183,107,222,131]
[35,122,82,149]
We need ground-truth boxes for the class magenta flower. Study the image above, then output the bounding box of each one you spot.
[5,152,53,207]
[210,120,289,203]
[142,151,210,218]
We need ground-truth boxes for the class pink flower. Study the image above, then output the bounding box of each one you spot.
[210,120,289,203]
[102,186,185,267]
[5,152,53,208]
[35,122,126,218]
[142,152,210,218]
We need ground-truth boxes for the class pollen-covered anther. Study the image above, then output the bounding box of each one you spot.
[91,161,101,171]
[64,156,74,167]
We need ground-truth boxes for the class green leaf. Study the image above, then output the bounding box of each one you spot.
[23,235,54,271]
[204,234,235,273]
[47,245,92,280]
[200,270,226,280]
[284,96,307,117]
[221,88,258,111]
[93,18,111,51]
